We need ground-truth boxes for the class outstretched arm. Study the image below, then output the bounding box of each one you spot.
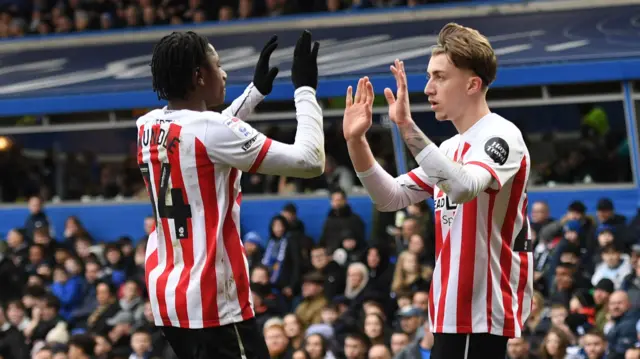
[385,60,494,203]
[344,77,433,211]
[205,31,324,179]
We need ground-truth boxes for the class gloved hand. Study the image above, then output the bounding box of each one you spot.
[291,30,320,90]
[253,35,280,95]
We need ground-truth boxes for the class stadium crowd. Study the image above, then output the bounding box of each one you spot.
[0,0,443,38]
[0,189,639,359]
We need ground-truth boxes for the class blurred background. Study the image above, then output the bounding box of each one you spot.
[0,0,640,359]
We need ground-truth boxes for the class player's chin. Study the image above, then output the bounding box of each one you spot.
[434,111,448,121]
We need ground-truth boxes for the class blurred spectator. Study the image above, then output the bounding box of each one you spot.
[368,344,391,359]
[319,189,366,254]
[67,334,95,359]
[592,244,632,290]
[264,318,291,359]
[295,272,328,329]
[395,317,432,359]
[621,256,640,309]
[309,246,345,300]
[0,304,29,359]
[343,331,369,359]
[24,196,51,241]
[605,291,640,359]
[506,337,535,359]
[262,215,302,301]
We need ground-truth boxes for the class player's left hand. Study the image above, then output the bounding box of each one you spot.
[385,59,413,127]
[253,35,280,95]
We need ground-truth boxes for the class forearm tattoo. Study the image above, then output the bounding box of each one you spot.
[399,122,433,157]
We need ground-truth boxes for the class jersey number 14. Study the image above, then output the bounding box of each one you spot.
[140,163,192,239]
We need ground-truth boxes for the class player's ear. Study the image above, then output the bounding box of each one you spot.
[467,75,483,95]
[195,67,205,87]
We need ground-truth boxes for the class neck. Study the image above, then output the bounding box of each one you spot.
[167,99,207,112]
[451,98,490,134]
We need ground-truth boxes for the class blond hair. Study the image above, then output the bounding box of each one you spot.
[432,22,497,88]
[391,251,433,294]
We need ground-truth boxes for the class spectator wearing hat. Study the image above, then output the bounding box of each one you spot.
[396,306,425,341]
[592,243,633,290]
[595,198,628,246]
[594,279,615,332]
[589,226,619,273]
[605,291,640,359]
[395,316,433,359]
[570,289,597,326]
[105,311,135,356]
[539,201,595,250]
[295,271,328,329]
[243,231,264,270]
[621,250,640,310]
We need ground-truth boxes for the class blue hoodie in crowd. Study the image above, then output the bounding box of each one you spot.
[50,274,85,321]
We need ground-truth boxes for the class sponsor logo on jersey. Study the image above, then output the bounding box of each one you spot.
[484,137,509,165]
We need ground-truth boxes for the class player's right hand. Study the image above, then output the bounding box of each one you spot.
[291,30,320,90]
[343,77,374,141]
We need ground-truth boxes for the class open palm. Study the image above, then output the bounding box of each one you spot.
[343,77,375,141]
[384,59,412,126]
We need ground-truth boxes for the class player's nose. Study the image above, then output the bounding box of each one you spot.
[424,81,435,96]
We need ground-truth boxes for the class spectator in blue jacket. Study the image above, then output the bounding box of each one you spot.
[50,265,85,321]
[605,291,640,359]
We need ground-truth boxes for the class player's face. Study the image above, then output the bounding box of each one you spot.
[424,53,480,122]
[202,45,227,107]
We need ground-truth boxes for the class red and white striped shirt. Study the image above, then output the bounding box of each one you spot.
[138,85,324,329]
[358,113,533,337]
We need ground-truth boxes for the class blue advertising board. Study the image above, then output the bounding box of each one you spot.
[0,4,640,115]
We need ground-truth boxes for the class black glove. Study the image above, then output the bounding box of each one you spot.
[253,35,279,95]
[291,30,320,90]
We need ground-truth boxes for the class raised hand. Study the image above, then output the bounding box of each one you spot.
[384,59,412,126]
[343,77,375,141]
[291,30,320,90]
[253,35,279,95]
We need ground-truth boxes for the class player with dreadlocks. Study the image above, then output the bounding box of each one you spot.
[137,30,324,358]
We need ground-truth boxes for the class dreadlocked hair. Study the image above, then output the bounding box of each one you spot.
[150,31,211,101]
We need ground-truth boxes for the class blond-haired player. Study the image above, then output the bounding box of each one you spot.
[342,23,534,359]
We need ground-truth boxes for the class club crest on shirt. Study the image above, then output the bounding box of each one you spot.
[484,137,509,165]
